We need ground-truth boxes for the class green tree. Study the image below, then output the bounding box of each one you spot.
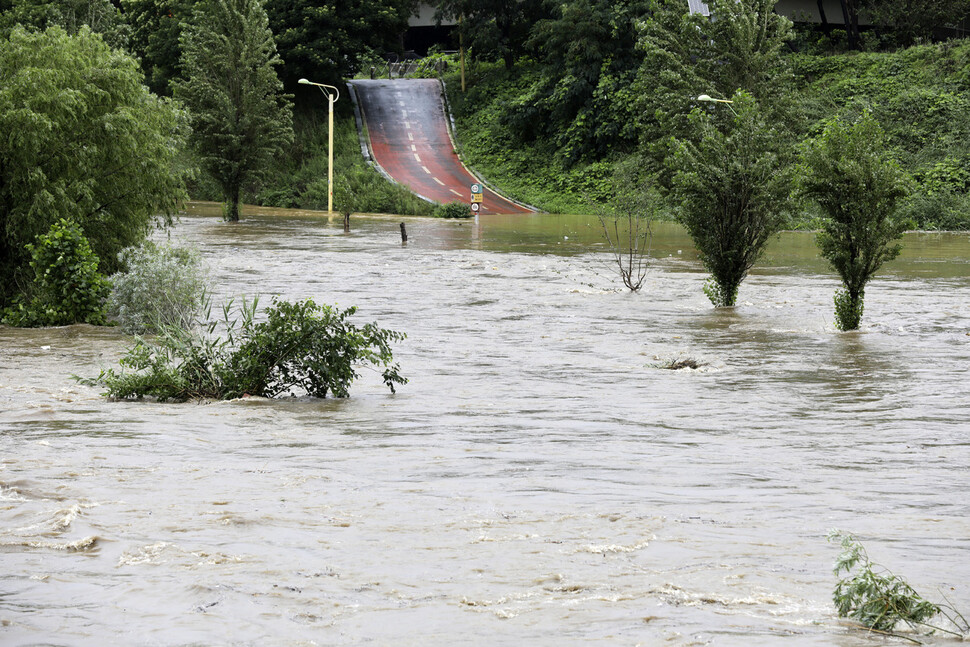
[668,93,793,307]
[511,0,649,163]
[0,0,128,47]
[120,0,194,94]
[266,0,415,87]
[861,0,970,48]
[174,0,293,222]
[799,112,909,331]
[0,26,187,309]
[436,0,547,69]
[637,0,794,182]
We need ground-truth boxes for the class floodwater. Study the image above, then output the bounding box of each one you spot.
[2,203,969,646]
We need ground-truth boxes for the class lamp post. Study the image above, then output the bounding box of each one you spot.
[697,93,737,115]
[298,78,340,214]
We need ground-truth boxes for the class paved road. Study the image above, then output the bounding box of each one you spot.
[351,79,534,215]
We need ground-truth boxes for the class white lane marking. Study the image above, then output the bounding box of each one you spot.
[410,145,417,151]
[450,189,463,197]
[421,165,431,174]
[414,153,421,162]
[433,177,445,186]
[407,133,413,141]
[399,101,405,107]
[404,122,411,129]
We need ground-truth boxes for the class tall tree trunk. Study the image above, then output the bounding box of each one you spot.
[839,0,861,48]
[817,0,831,34]
[225,183,240,222]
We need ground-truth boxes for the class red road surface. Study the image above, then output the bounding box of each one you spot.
[351,79,534,215]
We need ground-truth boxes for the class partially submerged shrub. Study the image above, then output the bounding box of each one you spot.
[654,356,706,370]
[829,530,969,638]
[79,297,407,401]
[2,219,109,327]
[108,242,208,334]
[434,201,472,219]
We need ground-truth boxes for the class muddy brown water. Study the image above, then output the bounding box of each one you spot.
[2,203,969,646]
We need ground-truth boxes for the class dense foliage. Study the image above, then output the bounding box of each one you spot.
[0,0,128,46]
[510,0,648,164]
[267,0,415,87]
[174,0,293,222]
[637,0,796,184]
[82,297,407,401]
[0,26,187,308]
[108,242,208,334]
[2,219,110,327]
[435,0,546,69]
[669,93,793,306]
[799,112,909,330]
[120,0,192,94]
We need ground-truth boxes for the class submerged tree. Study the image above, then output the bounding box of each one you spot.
[595,159,659,292]
[799,112,909,331]
[668,92,792,307]
[174,0,293,222]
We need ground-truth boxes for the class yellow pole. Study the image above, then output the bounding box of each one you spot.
[328,93,334,214]
[297,79,340,215]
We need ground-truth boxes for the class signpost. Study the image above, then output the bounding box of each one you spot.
[470,183,483,218]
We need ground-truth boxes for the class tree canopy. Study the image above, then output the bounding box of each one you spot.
[174,0,293,221]
[799,111,910,329]
[266,0,416,87]
[0,26,187,307]
[637,0,795,180]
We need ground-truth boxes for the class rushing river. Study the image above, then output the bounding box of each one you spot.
[2,203,969,646]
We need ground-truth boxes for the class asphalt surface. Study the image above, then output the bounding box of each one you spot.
[352,79,534,215]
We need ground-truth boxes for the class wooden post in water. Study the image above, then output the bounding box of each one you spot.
[400,222,408,243]
[343,212,350,232]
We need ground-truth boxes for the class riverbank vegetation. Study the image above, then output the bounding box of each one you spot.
[443,3,970,231]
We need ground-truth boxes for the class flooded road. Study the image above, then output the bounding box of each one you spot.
[2,204,969,645]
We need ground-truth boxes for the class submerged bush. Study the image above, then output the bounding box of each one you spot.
[2,219,109,327]
[434,201,472,219]
[829,530,969,638]
[108,243,208,334]
[80,297,407,401]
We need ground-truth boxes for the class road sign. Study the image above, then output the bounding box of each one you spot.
[470,183,482,194]
[471,202,480,213]
[471,193,483,203]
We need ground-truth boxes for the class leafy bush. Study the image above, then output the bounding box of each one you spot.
[107,242,208,334]
[2,219,109,327]
[80,297,407,401]
[829,530,969,638]
[434,201,472,219]
[898,190,970,231]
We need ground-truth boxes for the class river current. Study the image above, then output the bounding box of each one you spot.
[2,204,969,646]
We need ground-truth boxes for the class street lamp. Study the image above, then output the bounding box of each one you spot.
[697,94,733,104]
[696,93,737,115]
[298,78,340,214]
